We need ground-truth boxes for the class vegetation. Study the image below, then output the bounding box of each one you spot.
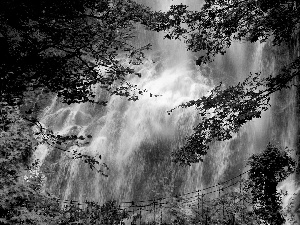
[155,0,300,63]
[135,145,297,225]
[0,106,60,224]
[0,0,177,176]
[162,0,300,164]
[246,144,296,225]
[0,0,161,105]
[0,0,299,224]
[0,0,162,223]
[170,58,300,164]
[1,0,149,172]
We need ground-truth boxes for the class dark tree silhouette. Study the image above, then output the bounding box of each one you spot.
[160,0,300,164]
[246,144,296,225]
[169,57,300,164]
[0,1,170,223]
[0,0,162,106]
[0,0,169,174]
[152,0,299,63]
[1,0,299,224]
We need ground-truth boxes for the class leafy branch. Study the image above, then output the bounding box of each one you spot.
[169,56,300,165]
[23,116,109,177]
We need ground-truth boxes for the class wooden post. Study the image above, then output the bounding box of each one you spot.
[132,201,135,217]
[222,198,225,224]
[219,187,223,222]
[239,175,244,223]
[202,194,204,221]
[153,201,156,224]
[197,191,200,212]
[160,200,163,225]
[139,207,142,225]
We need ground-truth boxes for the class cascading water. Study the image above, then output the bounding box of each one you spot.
[33,0,299,224]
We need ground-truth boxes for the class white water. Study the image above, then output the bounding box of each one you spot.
[31,0,298,224]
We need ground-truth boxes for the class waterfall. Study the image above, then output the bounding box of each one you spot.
[33,0,298,224]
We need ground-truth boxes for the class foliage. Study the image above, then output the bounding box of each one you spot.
[56,200,128,225]
[0,0,162,105]
[30,116,109,176]
[169,57,300,165]
[0,106,127,223]
[138,189,259,225]
[1,0,299,224]
[0,0,167,176]
[189,192,254,225]
[0,1,170,224]
[0,103,34,188]
[141,0,300,164]
[0,0,180,175]
[245,144,296,225]
[138,143,297,225]
[151,0,300,64]
[0,104,61,224]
